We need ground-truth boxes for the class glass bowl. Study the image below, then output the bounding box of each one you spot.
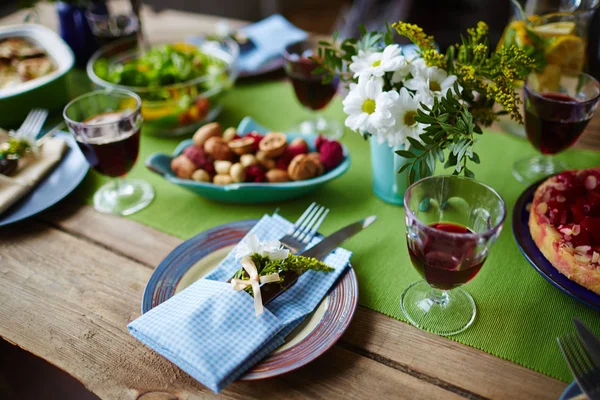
[86,37,239,136]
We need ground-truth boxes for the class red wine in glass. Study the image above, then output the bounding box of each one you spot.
[287,54,339,111]
[77,112,141,177]
[525,92,593,154]
[407,222,485,290]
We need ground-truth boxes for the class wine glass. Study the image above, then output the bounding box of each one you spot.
[402,176,506,336]
[63,89,154,216]
[512,71,600,184]
[283,39,343,139]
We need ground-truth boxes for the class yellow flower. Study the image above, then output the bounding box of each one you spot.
[422,49,446,68]
[467,21,489,43]
[392,22,435,50]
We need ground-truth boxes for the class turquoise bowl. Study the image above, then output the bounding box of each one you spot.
[145,117,351,204]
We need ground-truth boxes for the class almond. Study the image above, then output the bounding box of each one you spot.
[585,175,597,190]
[592,252,600,264]
[571,225,581,236]
[575,245,591,254]
[556,195,566,203]
[555,183,566,191]
[536,202,548,214]
[560,228,572,236]
[575,254,592,264]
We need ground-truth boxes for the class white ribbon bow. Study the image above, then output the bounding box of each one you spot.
[231,256,280,316]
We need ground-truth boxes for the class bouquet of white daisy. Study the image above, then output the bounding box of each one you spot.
[316,22,537,183]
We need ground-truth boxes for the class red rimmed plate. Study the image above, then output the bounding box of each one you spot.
[142,219,358,380]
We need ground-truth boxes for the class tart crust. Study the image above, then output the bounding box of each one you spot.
[529,168,600,295]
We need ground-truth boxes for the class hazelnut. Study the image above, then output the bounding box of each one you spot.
[256,150,276,170]
[213,174,233,185]
[193,122,222,147]
[191,169,211,182]
[222,127,238,142]
[171,155,196,179]
[306,152,325,176]
[288,154,321,181]
[230,163,246,183]
[204,137,234,161]
[259,132,288,158]
[266,169,290,183]
[240,154,257,168]
[228,136,255,155]
[214,160,233,175]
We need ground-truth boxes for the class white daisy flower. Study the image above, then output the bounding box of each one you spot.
[391,54,424,83]
[235,234,289,260]
[404,66,461,99]
[349,45,406,78]
[385,88,427,149]
[342,76,396,134]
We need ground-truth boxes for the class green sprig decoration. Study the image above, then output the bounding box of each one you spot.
[0,137,32,159]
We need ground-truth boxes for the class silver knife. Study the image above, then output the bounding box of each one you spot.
[574,318,600,366]
[262,215,377,305]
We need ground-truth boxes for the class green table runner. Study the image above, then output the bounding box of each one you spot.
[75,80,600,382]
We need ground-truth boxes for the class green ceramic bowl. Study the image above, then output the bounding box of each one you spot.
[0,24,74,129]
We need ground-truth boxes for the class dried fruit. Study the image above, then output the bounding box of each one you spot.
[230,163,246,182]
[266,168,290,183]
[275,151,294,170]
[204,137,234,161]
[193,122,222,147]
[315,135,327,151]
[259,132,287,158]
[191,169,211,182]
[245,131,264,152]
[182,145,215,174]
[288,137,309,157]
[214,174,233,185]
[214,160,233,175]
[228,137,255,155]
[319,140,344,170]
[171,155,196,179]
[245,164,267,183]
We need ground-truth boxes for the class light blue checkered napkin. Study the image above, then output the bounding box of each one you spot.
[128,214,352,392]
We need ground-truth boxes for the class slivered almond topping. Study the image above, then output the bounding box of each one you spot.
[575,254,592,264]
[571,225,581,236]
[560,228,572,235]
[585,175,597,190]
[542,191,551,202]
[556,195,566,203]
[564,235,572,241]
[536,202,548,214]
[565,242,574,249]
[526,203,532,212]
[593,252,600,264]
[555,183,566,191]
[575,245,591,254]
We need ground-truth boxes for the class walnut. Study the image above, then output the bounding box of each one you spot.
[193,122,222,147]
[256,150,276,170]
[258,132,287,158]
[191,169,211,182]
[266,168,290,183]
[171,155,196,179]
[228,137,255,155]
[288,154,321,181]
[306,152,325,176]
[230,163,246,183]
[204,137,234,161]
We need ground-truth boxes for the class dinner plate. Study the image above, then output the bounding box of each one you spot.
[0,131,89,227]
[512,181,600,310]
[559,381,582,400]
[142,219,358,380]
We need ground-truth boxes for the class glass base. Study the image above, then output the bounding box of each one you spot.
[400,280,476,336]
[290,116,343,140]
[93,178,154,216]
[512,155,567,184]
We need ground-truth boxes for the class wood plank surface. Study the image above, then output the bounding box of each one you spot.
[0,221,460,400]
[38,203,567,400]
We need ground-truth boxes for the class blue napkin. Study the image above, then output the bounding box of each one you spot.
[128,214,352,392]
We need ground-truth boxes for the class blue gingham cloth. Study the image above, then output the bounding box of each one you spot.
[128,214,352,392]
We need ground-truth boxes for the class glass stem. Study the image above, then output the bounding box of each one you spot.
[429,288,449,305]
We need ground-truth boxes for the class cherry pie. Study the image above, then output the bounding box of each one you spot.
[529,168,600,294]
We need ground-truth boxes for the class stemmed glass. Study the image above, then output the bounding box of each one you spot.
[63,89,154,216]
[402,176,506,336]
[283,39,343,139]
[512,71,600,184]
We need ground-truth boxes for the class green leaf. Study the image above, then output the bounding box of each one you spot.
[464,167,475,179]
[398,162,411,174]
[406,137,425,151]
[469,152,480,164]
[396,150,416,158]
[425,151,436,173]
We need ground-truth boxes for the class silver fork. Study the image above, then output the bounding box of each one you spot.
[279,202,330,254]
[16,108,48,141]
[557,333,600,400]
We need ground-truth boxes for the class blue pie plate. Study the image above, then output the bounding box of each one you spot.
[0,131,88,227]
[513,181,600,310]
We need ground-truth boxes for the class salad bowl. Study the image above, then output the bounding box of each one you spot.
[145,117,351,203]
[87,38,238,137]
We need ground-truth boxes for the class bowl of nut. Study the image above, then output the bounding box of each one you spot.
[145,117,350,203]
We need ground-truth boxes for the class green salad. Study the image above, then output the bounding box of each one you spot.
[93,43,228,99]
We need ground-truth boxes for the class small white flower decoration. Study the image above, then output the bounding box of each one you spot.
[404,66,461,99]
[349,45,406,78]
[391,54,423,83]
[385,88,427,149]
[342,75,396,134]
[235,234,289,260]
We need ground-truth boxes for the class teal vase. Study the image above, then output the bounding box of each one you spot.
[369,136,431,205]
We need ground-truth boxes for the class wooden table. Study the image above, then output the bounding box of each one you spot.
[2,3,600,399]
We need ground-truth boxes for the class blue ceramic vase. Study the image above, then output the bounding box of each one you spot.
[369,136,431,205]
